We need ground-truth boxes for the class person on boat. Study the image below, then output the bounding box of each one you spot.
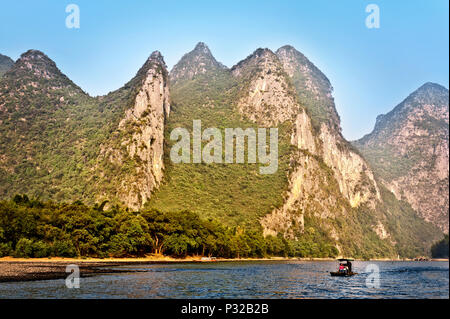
[347,261,352,273]
[339,263,346,273]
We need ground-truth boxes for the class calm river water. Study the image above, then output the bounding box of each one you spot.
[0,261,448,298]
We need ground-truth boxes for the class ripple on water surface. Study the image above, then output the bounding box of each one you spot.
[0,261,448,299]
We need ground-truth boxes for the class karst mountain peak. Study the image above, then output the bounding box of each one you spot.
[14,50,67,79]
[354,82,449,232]
[169,42,227,85]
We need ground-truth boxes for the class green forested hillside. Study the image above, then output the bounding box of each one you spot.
[0,50,107,201]
[0,50,162,204]
[146,69,293,227]
[0,47,443,259]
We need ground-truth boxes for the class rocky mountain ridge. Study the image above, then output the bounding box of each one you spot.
[0,44,444,257]
[354,82,449,233]
[226,46,380,241]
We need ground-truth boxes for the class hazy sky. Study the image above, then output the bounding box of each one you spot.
[1,0,448,140]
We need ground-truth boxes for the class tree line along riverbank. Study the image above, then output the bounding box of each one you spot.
[0,195,340,259]
[1,195,446,260]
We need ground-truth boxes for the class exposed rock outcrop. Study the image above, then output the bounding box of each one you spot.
[231,48,301,126]
[319,124,380,209]
[261,150,345,239]
[98,51,170,210]
[0,44,442,258]
[291,110,317,154]
[277,45,380,209]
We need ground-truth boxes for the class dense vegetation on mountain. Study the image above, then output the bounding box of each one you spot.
[0,50,169,209]
[0,50,104,202]
[0,44,445,259]
[354,83,449,233]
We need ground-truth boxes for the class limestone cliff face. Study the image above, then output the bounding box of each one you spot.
[318,124,380,208]
[354,83,449,232]
[262,114,381,239]
[260,150,346,240]
[291,110,317,154]
[98,51,170,210]
[277,46,380,210]
[231,49,301,126]
[232,47,381,239]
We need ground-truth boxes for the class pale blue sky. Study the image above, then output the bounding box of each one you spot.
[0,0,448,140]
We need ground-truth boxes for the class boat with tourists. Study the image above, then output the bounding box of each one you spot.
[330,258,358,277]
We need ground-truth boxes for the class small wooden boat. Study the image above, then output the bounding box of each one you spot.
[330,271,358,277]
[330,258,357,277]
